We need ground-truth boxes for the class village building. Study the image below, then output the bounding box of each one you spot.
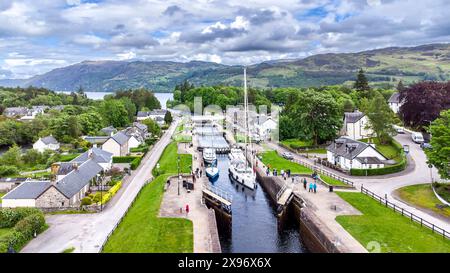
[101,131,130,156]
[100,126,117,137]
[82,136,110,148]
[341,111,373,140]
[136,109,167,125]
[326,137,388,170]
[33,135,60,153]
[388,92,403,114]
[1,159,103,208]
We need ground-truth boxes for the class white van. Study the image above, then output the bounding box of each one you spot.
[411,132,424,144]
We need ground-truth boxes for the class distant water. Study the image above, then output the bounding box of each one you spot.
[56,91,173,109]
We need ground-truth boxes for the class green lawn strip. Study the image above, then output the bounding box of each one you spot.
[336,192,450,253]
[102,174,193,253]
[395,184,450,218]
[0,228,13,237]
[434,183,450,203]
[281,139,313,148]
[319,175,347,186]
[259,151,312,175]
[103,141,193,253]
[361,138,400,160]
[0,192,4,204]
[173,134,192,143]
[59,153,81,162]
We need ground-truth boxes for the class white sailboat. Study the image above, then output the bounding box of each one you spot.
[228,68,257,190]
[203,147,217,164]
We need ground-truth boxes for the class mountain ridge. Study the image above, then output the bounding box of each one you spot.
[1,43,449,92]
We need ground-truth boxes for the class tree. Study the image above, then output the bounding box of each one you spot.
[99,99,130,128]
[0,144,22,166]
[342,99,355,112]
[425,110,450,179]
[399,81,450,129]
[290,90,342,145]
[78,111,105,135]
[397,80,405,92]
[365,92,396,144]
[141,118,161,137]
[164,110,173,124]
[354,69,371,97]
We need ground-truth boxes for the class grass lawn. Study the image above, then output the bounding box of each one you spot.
[102,175,193,253]
[361,138,401,160]
[259,151,312,175]
[0,192,5,204]
[0,228,12,237]
[59,153,81,162]
[103,141,193,253]
[320,175,347,186]
[281,139,313,148]
[173,134,192,143]
[434,183,450,203]
[395,184,450,218]
[336,192,450,253]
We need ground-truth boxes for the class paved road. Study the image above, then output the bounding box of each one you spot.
[267,133,450,232]
[21,120,179,253]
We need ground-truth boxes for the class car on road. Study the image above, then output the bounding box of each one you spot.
[395,127,405,134]
[282,152,294,160]
[420,142,432,150]
[411,132,425,144]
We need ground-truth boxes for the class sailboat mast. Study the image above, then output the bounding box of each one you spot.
[244,68,249,169]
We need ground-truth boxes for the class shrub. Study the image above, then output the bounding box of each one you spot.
[112,156,140,163]
[80,197,93,206]
[0,230,25,253]
[100,181,122,205]
[0,208,42,228]
[130,157,142,170]
[0,165,19,177]
[350,157,407,176]
[14,213,46,239]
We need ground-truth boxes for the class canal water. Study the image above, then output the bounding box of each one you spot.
[209,155,307,253]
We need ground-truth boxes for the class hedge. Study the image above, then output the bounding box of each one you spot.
[130,157,142,170]
[100,181,122,205]
[350,156,407,176]
[112,156,140,163]
[0,208,46,252]
[0,208,42,228]
[0,165,19,177]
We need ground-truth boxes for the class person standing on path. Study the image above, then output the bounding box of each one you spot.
[309,182,313,193]
[303,178,307,190]
[200,170,203,177]
[313,183,317,193]
[185,204,190,215]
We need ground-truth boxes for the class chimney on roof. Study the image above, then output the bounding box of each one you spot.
[51,163,60,183]
[88,149,93,159]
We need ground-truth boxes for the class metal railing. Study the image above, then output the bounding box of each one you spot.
[203,183,233,203]
[293,158,354,187]
[361,185,450,240]
[276,183,288,201]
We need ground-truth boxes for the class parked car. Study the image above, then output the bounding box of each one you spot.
[282,152,294,160]
[420,142,432,150]
[395,127,405,134]
[411,132,425,144]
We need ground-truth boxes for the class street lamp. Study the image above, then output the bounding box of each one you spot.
[364,158,368,177]
[177,155,181,196]
[427,162,434,183]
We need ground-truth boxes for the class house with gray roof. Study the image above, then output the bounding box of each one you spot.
[100,126,117,137]
[2,159,103,208]
[3,107,29,118]
[136,109,167,124]
[33,135,60,153]
[388,92,403,114]
[102,131,130,156]
[71,148,113,171]
[341,111,373,140]
[82,136,110,147]
[326,137,388,171]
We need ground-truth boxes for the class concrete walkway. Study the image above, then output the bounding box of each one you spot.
[21,119,179,253]
[159,145,220,253]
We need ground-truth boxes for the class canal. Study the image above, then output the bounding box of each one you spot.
[208,155,308,253]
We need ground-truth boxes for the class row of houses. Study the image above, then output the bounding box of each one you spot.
[2,105,68,120]
[136,109,167,125]
[1,148,113,208]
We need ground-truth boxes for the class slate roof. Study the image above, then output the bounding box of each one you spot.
[56,162,77,176]
[83,136,110,144]
[71,148,113,164]
[344,111,365,124]
[356,157,384,165]
[149,109,167,116]
[2,182,51,199]
[0,177,28,183]
[137,111,149,117]
[133,122,147,132]
[388,92,401,103]
[111,131,130,146]
[327,137,382,160]
[3,107,28,116]
[100,126,117,135]
[40,136,59,145]
[55,159,103,198]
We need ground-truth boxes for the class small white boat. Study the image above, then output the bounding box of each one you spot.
[229,160,257,190]
[206,166,219,180]
[203,148,217,164]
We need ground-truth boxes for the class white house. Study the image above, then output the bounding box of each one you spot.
[102,131,130,156]
[341,111,373,140]
[388,92,403,114]
[326,137,388,170]
[257,117,278,140]
[33,136,60,153]
[127,135,141,149]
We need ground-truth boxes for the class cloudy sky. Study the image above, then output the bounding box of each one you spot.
[0,0,449,79]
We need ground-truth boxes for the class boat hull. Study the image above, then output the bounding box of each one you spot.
[228,168,257,190]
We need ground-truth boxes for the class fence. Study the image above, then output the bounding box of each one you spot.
[292,158,354,187]
[361,185,450,240]
[203,183,233,203]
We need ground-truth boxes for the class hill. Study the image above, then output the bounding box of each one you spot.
[2,43,450,92]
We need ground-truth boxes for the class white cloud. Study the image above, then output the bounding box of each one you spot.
[116,51,137,60]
